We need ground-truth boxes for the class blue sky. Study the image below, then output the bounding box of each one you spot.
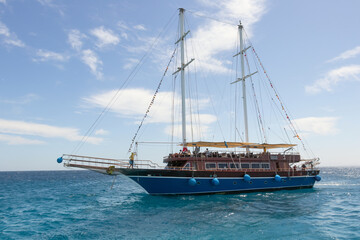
[1,0,360,171]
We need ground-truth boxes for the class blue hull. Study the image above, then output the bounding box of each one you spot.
[128,176,316,195]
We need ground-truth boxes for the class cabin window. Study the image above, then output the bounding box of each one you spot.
[270,155,278,160]
[251,163,261,169]
[218,163,228,169]
[205,163,216,169]
[241,163,250,169]
[183,163,190,170]
[230,163,240,169]
[261,163,270,169]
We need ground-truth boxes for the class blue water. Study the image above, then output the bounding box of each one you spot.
[0,168,359,239]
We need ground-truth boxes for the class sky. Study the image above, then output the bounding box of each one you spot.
[1,0,360,171]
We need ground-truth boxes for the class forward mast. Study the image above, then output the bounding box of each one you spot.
[173,8,194,149]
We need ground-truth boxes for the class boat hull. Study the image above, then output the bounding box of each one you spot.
[65,163,319,195]
[128,175,316,195]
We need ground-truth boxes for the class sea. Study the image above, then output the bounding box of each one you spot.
[0,167,359,240]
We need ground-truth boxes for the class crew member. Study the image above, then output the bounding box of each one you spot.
[129,152,136,169]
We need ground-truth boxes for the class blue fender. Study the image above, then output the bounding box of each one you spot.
[188,178,197,186]
[315,175,321,181]
[275,174,281,182]
[244,174,251,182]
[57,157,63,163]
[211,178,220,186]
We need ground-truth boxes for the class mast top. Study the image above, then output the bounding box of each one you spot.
[179,8,185,13]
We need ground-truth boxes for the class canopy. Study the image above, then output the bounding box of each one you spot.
[184,141,296,149]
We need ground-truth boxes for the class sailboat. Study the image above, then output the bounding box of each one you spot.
[57,8,321,195]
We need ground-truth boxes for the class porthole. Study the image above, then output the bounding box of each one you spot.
[249,181,253,184]
[197,181,201,185]
[264,181,268,184]
[233,181,237,185]
[282,179,287,183]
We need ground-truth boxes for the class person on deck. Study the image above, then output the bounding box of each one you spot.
[204,148,210,157]
[129,152,136,169]
[194,146,200,156]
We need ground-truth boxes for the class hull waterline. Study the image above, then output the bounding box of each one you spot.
[128,175,317,195]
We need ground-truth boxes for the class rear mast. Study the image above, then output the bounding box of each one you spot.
[232,22,257,153]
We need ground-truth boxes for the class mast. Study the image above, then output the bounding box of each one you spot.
[231,22,257,153]
[239,22,249,148]
[173,8,194,149]
[180,8,186,148]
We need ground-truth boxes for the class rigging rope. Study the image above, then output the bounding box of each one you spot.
[250,45,307,151]
[244,53,267,143]
[70,10,178,155]
[128,48,177,153]
[186,19,203,141]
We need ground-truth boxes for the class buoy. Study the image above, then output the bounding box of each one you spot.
[315,175,321,181]
[188,178,197,186]
[57,157,63,163]
[212,178,220,186]
[244,174,251,182]
[275,174,281,182]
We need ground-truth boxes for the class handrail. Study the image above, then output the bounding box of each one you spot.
[62,154,317,172]
[62,154,165,170]
[165,151,300,159]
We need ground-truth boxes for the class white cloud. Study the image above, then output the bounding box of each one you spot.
[117,21,129,30]
[134,24,146,31]
[0,21,25,47]
[90,26,120,48]
[187,0,267,73]
[81,49,103,79]
[123,58,139,70]
[0,0,6,4]
[121,32,128,40]
[37,0,54,6]
[0,134,45,145]
[68,29,85,51]
[83,88,216,124]
[118,1,266,74]
[0,93,38,104]
[34,49,68,62]
[95,129,108,135]
[124,36,160,54]
[37,0,64,16]
[292,117,339,136]
[0,118,103,144]
[327,46,360,62]
[165,124,211,140]
[0,21,9,37]
[306,65,360,94]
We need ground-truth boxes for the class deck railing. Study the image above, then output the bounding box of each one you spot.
[165,151,300,160]
[62,154,317,173]
[62,154,164,170]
